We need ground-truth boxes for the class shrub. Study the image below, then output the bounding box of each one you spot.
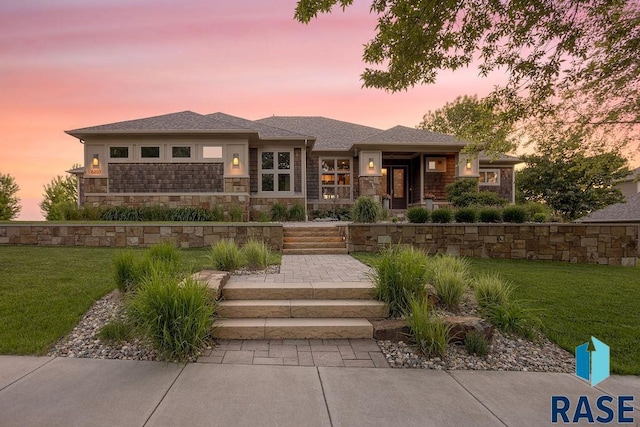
[98,319,134,343]
[431,208,452,223]
[113,251,144,293]
[288,203,306,222]
[475,191,509,207]
[241,240,271,270]
[429,254,471,279]
[370,245,429,317]
[352,196,380,223]
[209,239,245,271]
[481,300,541,340]
[404,295,451,358]
[127,273,215,361]
[479,208,502,223]
[533,212,547,223]
[257,211,271,222]
[464,330,489,357]
[473,273,512,310]
[454,207,478,223]
[446,178,479,207]
[521,202,550,220]
[209,206,224,222]
[146,241,181,276]
[140,206,170,221]
[406,207,430,223]
[101,206,142,221]
[228,205,244,222]
[270,203,288,222]
[502,205,528,223]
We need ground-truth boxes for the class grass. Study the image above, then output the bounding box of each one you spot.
[353,252,640,375]
[0,246,211,355]
[404,295,451,358]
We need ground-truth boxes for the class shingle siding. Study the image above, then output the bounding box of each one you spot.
[109,163,224,193]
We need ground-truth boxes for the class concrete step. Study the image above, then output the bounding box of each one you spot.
[213,318,373,339]
[218,299,388,319]
[283,242,346,249]
[222,281,375,300]
[283,236,343,243]
[282,248,349,255]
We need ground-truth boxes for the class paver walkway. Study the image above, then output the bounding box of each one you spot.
[210,255,385,365]
[198,338,389,368]
[230,254,372,283]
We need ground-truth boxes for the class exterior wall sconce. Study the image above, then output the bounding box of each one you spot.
[466,160,472,170]
[92,154,100,167]
[232,153,239,168]
[368,158,374,170]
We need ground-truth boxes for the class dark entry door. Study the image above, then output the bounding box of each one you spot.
[389,166,407,210]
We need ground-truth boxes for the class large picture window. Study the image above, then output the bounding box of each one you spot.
[260,150,292,192]
[320,158,351,199]
[479,169,500,185]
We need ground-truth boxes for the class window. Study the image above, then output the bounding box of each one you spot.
[141,146,160,158]
[426,157,446,172]
[479,169,500,185]
[109,147,129,158]
[202,146,222,159]
[172,146,191,158]
[260,150,292,192]
[320,158,351,199]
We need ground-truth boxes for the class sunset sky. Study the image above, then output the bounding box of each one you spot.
[1,1,634,220]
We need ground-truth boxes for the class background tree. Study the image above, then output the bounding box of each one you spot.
[419,94,516,155]
[295,0,640,151]
[40,168,78,220]
[517,130,629,221]
[0,172,21,220]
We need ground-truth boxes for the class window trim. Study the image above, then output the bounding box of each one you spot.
[171,145,193,160]
[139,145,161,160]
[258,148,294,194]
[479,168,501,186]
[108,146,130,162]
[319,157,352,200]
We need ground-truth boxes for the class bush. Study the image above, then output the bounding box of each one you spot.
[464,330,489,357]
[473,273,512,310]
[432,270,468,311]
[404,295,451,358]
[406,207,430,223]
[288,203,306,222]
[481,300,541,340]
[475,191,508,207]
[352,196,380,223]
[446,178,479,207]
[127,273,215,361]
[113,251,145,293]
[521,202,550,220]
[98,319,134,343]
[429,254,471,279]
[270,203,288,222]
[454,207,478,223]
[228,205,244,222]
[209,239,245,271]
[257,211,271,222]
[140,206,171,221]
[502,205,528,223]
[431,208,452,223]
[479,208,502,223]
[533,212,547,223]
[370,245,429,317]
[241,240,272,270]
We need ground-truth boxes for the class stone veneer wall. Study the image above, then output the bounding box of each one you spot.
[0,224,283,250]
[83,178,108,194]
[347,223,639,266]
[358,175,383,199]
[108,163,224,193]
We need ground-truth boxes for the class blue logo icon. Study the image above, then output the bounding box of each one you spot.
[575,336,609,386]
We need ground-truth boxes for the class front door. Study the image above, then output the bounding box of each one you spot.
[385,166,407,210]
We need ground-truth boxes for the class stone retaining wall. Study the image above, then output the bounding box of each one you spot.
[0,224,283,250]
[347,223,639,266]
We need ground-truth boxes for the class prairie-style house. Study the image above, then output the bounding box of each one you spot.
[66,111,519,220]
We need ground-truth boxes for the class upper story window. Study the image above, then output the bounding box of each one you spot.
[320,158,351,199]
[172,146,191,158]
[141,146,160,158]
[479,169,500,185]
[426,157,446,172]
[260,150,292,192]
[109,147,129,159]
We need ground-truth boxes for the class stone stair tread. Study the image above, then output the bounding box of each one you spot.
[213,317,373,339]
[283,242,347,249]
[283,236,343,242]
[282,248,349,255]
[218,299,383,306]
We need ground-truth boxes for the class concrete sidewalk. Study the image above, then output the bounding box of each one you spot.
[0,356,638,427]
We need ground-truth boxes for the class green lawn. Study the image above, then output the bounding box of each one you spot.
[352,253,640,375]
[0,246,211,355]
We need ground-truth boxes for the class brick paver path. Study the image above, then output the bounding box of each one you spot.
[198,339,389,368]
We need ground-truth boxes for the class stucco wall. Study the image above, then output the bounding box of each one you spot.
[347,223,638,266]
[0,224,283,250]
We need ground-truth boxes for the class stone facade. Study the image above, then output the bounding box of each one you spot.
[358,175,383,199]
[83,177,108,193]
[347,223,639,266]
[0,224,283,250]
[224,177,250,193]
[108,163,224,193]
